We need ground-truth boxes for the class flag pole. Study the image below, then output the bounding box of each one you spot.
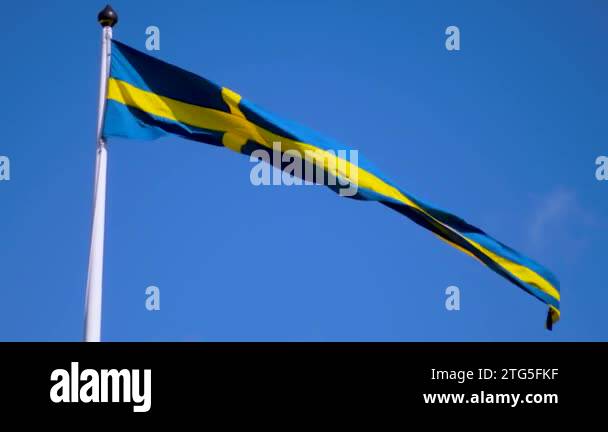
[84,5,118,342]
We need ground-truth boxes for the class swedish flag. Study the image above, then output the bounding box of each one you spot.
[103,40,560,328]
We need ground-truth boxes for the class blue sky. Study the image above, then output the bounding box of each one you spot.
[0,0,606,341]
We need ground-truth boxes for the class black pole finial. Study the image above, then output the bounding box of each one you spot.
[98,5,118,27]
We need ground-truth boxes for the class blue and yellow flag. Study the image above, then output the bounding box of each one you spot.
[103,40,560,328]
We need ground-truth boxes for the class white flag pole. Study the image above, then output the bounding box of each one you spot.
[84,5,118,342]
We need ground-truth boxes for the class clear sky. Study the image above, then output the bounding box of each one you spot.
[0,0,606,341]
